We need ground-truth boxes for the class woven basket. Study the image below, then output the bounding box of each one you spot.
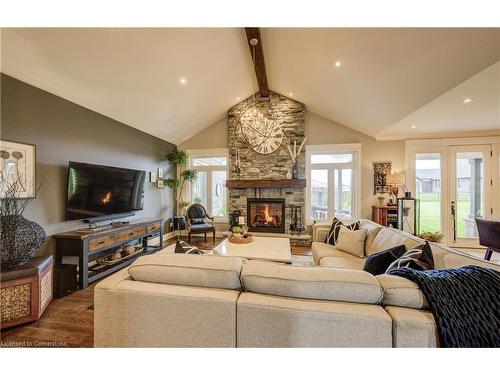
[228,233,254,244]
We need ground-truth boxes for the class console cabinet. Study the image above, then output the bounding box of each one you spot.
[372,205,398,228]
[53,218,163,289]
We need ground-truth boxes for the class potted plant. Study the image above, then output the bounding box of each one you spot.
[418,231,444,243]
[165,148,198,232]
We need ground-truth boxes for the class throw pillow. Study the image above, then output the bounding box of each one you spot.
[335,227,368,258]
[190,218,205,225]
[363,244,407,275]
[325,217,360,245]
[385,241,435,273]
[174,240,205,255]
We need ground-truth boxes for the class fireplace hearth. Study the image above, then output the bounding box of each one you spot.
[247,198,286,233]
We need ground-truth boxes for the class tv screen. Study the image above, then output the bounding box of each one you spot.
[65,161,146,221]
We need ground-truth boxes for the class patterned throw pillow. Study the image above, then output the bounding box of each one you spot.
[385,241,435,273]
[324,217,360,246]
[363,244,407,275]
[174,240,206,254]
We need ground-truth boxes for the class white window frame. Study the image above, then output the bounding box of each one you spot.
[185,148,229,223]
[305,143,362,225]
[405,136,500,247]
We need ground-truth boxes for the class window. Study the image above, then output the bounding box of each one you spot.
[415,153,441,232]
[188,150,228,221]
[306,144,361,223]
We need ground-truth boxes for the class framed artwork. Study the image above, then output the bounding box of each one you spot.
[150,171,157,183]
[157,167,164,179]
[157,180,164,188]
[373,161,391,194]
[0,140,36,198]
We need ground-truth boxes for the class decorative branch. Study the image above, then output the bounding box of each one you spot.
[297,137,307,157]
[286,137,307,164]
[286,145,295,163]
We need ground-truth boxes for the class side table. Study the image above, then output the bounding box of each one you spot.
[0,256,53,329]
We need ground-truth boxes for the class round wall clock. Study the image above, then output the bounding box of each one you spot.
[239,101,284,154]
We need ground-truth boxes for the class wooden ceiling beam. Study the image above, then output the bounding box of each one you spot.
[245,27,269,98]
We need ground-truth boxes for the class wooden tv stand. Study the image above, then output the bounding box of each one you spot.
[53,218,163,289]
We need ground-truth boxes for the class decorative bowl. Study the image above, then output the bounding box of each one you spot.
[228,233,254,244]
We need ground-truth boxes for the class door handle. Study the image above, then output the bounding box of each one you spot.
[451,201,456,242]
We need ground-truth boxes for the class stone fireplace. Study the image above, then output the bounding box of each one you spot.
[247,198,286,233]
[226,91,307,239]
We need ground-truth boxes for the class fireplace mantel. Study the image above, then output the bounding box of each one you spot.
[226,179,306,189]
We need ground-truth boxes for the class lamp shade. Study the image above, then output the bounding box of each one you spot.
[386,173,405,185]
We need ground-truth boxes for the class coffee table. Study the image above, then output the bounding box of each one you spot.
[213,236,292,263]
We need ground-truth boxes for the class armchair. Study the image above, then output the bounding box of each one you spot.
[186,203,216,243]
[475,218,500,261]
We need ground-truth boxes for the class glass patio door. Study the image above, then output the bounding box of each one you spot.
[448,145,493,248]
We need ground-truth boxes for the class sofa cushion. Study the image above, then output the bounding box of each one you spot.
[366,227,421,256]
[311,241,339,265]
[359,220,383,254]
[237,293,392,347]
[335,227,368,258]
[241,260,383,304]
[376,274,428,309]
[363,245,407,275]
[128,253,244,290]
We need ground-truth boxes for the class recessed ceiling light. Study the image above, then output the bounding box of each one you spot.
[411,125,416,129]
[179,77,187,85]
[334,60,342,68]
[289,92,293,97]
[236,97,241,101]
[462,98,472,104]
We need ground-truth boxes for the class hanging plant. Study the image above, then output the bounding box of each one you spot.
[166,148,188,166]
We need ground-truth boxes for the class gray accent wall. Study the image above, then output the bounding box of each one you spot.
[1,74,176,256]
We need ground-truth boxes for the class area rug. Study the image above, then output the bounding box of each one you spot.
[292,255,314,267]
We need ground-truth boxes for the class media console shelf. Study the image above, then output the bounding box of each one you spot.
[53,218,163,289]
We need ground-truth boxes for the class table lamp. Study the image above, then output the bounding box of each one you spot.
[386,173,405,204]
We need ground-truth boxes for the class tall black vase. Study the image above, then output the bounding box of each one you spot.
[292,163,299,179]
[0,215,46,269]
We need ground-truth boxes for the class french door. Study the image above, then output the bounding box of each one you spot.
[448,145,493,248]
[407,139,499,249]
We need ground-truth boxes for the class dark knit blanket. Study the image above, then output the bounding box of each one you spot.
[388,265,500,348]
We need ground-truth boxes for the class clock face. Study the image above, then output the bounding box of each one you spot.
[239,102,284,154]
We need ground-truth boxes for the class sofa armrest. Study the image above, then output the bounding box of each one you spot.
[312,222,331,242]
[311,241,341,265]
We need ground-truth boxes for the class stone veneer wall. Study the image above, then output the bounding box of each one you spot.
[227,92,306,233]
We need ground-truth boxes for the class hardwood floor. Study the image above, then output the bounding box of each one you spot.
[1,284,95,347]
[0,236,312,348]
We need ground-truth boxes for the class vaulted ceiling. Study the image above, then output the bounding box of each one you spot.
[1,28,499,144]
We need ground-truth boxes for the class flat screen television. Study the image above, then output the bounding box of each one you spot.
[65,161,146,221]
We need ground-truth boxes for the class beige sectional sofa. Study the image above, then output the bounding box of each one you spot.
[94,219,499,348]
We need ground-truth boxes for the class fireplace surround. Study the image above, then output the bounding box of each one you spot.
[227,92,306,235]
[247,198,286,233]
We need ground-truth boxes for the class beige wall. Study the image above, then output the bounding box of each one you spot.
[180,118,227,150]
[305,112,405,219]
[179,111,405,220]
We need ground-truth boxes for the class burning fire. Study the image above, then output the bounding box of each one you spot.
[101,191,111,205]
[263,205,276,225]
